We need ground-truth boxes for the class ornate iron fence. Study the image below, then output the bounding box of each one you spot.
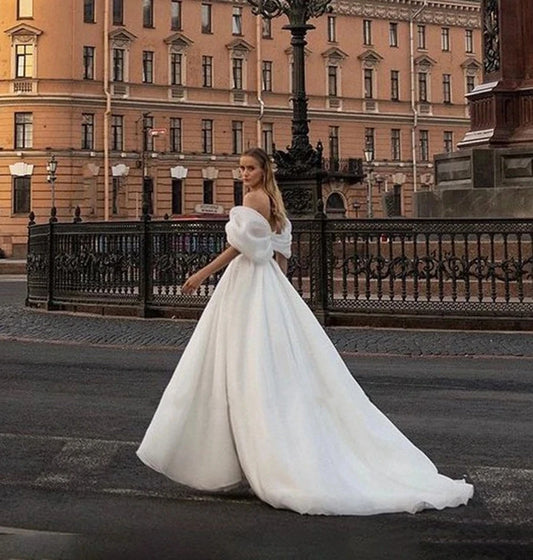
[26,215,533,329]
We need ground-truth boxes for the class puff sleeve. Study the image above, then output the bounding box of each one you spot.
[225,207,274,263]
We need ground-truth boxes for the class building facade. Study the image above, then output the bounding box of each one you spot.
[0,0,481,257]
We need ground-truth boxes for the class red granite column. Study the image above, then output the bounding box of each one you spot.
[461,0,533,146]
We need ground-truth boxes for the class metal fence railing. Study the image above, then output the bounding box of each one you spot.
[26,215,533,329]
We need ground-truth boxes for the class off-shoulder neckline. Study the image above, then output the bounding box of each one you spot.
[231,205,281,234]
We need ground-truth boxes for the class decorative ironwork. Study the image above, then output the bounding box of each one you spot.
[26,217,533,324]
[483,0,500,74]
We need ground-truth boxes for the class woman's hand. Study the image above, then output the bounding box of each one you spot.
[182,271,206,295]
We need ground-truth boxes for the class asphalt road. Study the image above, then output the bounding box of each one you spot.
[0,279,532,560]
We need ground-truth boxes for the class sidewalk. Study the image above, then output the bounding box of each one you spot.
[1,300,533,357]
[0,258,26,275]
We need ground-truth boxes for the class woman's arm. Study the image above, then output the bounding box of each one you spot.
[182,245,240,294]
[275,252,288,274]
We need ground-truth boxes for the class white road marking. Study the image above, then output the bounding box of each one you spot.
[1,433,531,524]
[34,439,121,487]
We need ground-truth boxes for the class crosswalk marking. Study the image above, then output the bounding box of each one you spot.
[34,439,121,487]
[1,432,531,526]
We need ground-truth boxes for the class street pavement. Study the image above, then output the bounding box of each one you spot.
[0,277,532,560]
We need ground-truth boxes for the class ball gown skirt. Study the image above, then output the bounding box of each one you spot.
[137,206,474,515]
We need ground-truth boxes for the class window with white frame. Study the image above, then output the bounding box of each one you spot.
[81,113,94,150]
[143,115,154,151]
[143,0,154,28]
[202,119,213,154]
[262,61,272,92]
[465,29,474,53]
[13,175,31,214]
[232,121,243,154]
[233,180,243,206]
[202,3,212,33]
[170,52,182,85]
[328,65,338,97]
[202,55,212,87]
[364,128,375,159]
[232,58,243,90]
[203,180,214,204]
[417,25,426,49]
[113,0,123,25]
[172,179,183,214]
[170,117,182,152]
[83,46,94,79]
[466,74,476,94]
[391,70,399,101]
[84,0,95,23]
[111,114,123,151]
[171,1,182,31]
[441,28,450,51]
[329,126,339,161]
[363,20,372,45]
[112,48,124,81]
[418,71,428,102]
[391,129,401,160]
[389,23,398,47]
[443,131,454,153]
[364,68,373,99]
[17,0,33,19]
[143,51,154,83]
[14,112,32,148]
[232,7,242,35]
[419,130,429,161]
[262,17,272,38]
[327,16,336,42]
[15,43,33,78]
[262,123,273,154]
[442,73,451,103]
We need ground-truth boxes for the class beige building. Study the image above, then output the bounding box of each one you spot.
[0,0,481,257]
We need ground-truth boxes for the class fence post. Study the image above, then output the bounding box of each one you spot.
[46,219,55,310]
[25,211,35,306]
[138,202,151,317]
[314,177,330,325]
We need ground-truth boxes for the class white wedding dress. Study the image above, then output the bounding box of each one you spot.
[137,206,474,515]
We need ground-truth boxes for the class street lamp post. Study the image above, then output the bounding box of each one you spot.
[46,154,58,223]
[363,147,374,219]
[247,0,333,178]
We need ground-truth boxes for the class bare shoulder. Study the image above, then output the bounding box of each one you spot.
[243,191,270,221]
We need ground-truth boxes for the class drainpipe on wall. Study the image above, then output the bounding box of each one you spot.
[103,0,111,221]
[409,0,428,194]
[256,15,264,148]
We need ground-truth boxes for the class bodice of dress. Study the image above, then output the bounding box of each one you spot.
[225,206,292,263]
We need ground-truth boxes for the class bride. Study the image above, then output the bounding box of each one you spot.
[137,147,474,515]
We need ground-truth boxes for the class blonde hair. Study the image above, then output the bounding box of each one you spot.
[243,147,288,232]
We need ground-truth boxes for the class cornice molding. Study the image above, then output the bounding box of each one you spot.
[334,1,480,28]
[229,0,481,28]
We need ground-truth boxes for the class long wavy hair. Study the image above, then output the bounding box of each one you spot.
[242,147,288,232]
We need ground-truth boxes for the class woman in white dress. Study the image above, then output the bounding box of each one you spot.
[137,147,474,516]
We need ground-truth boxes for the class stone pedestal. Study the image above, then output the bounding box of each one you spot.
[418,0,533,218]
[416,147,533,218]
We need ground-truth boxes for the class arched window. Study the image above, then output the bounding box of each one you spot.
[325,192,346,218]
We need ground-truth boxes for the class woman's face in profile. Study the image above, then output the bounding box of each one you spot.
[239,156,264,191]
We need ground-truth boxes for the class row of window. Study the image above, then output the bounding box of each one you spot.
[10,41,475,102]
[14,111,453,164]
[73,45,479,102]
[356,20,475,54]
[11,173,241,217]
[83,0,476,53]
[15,0,476,54]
